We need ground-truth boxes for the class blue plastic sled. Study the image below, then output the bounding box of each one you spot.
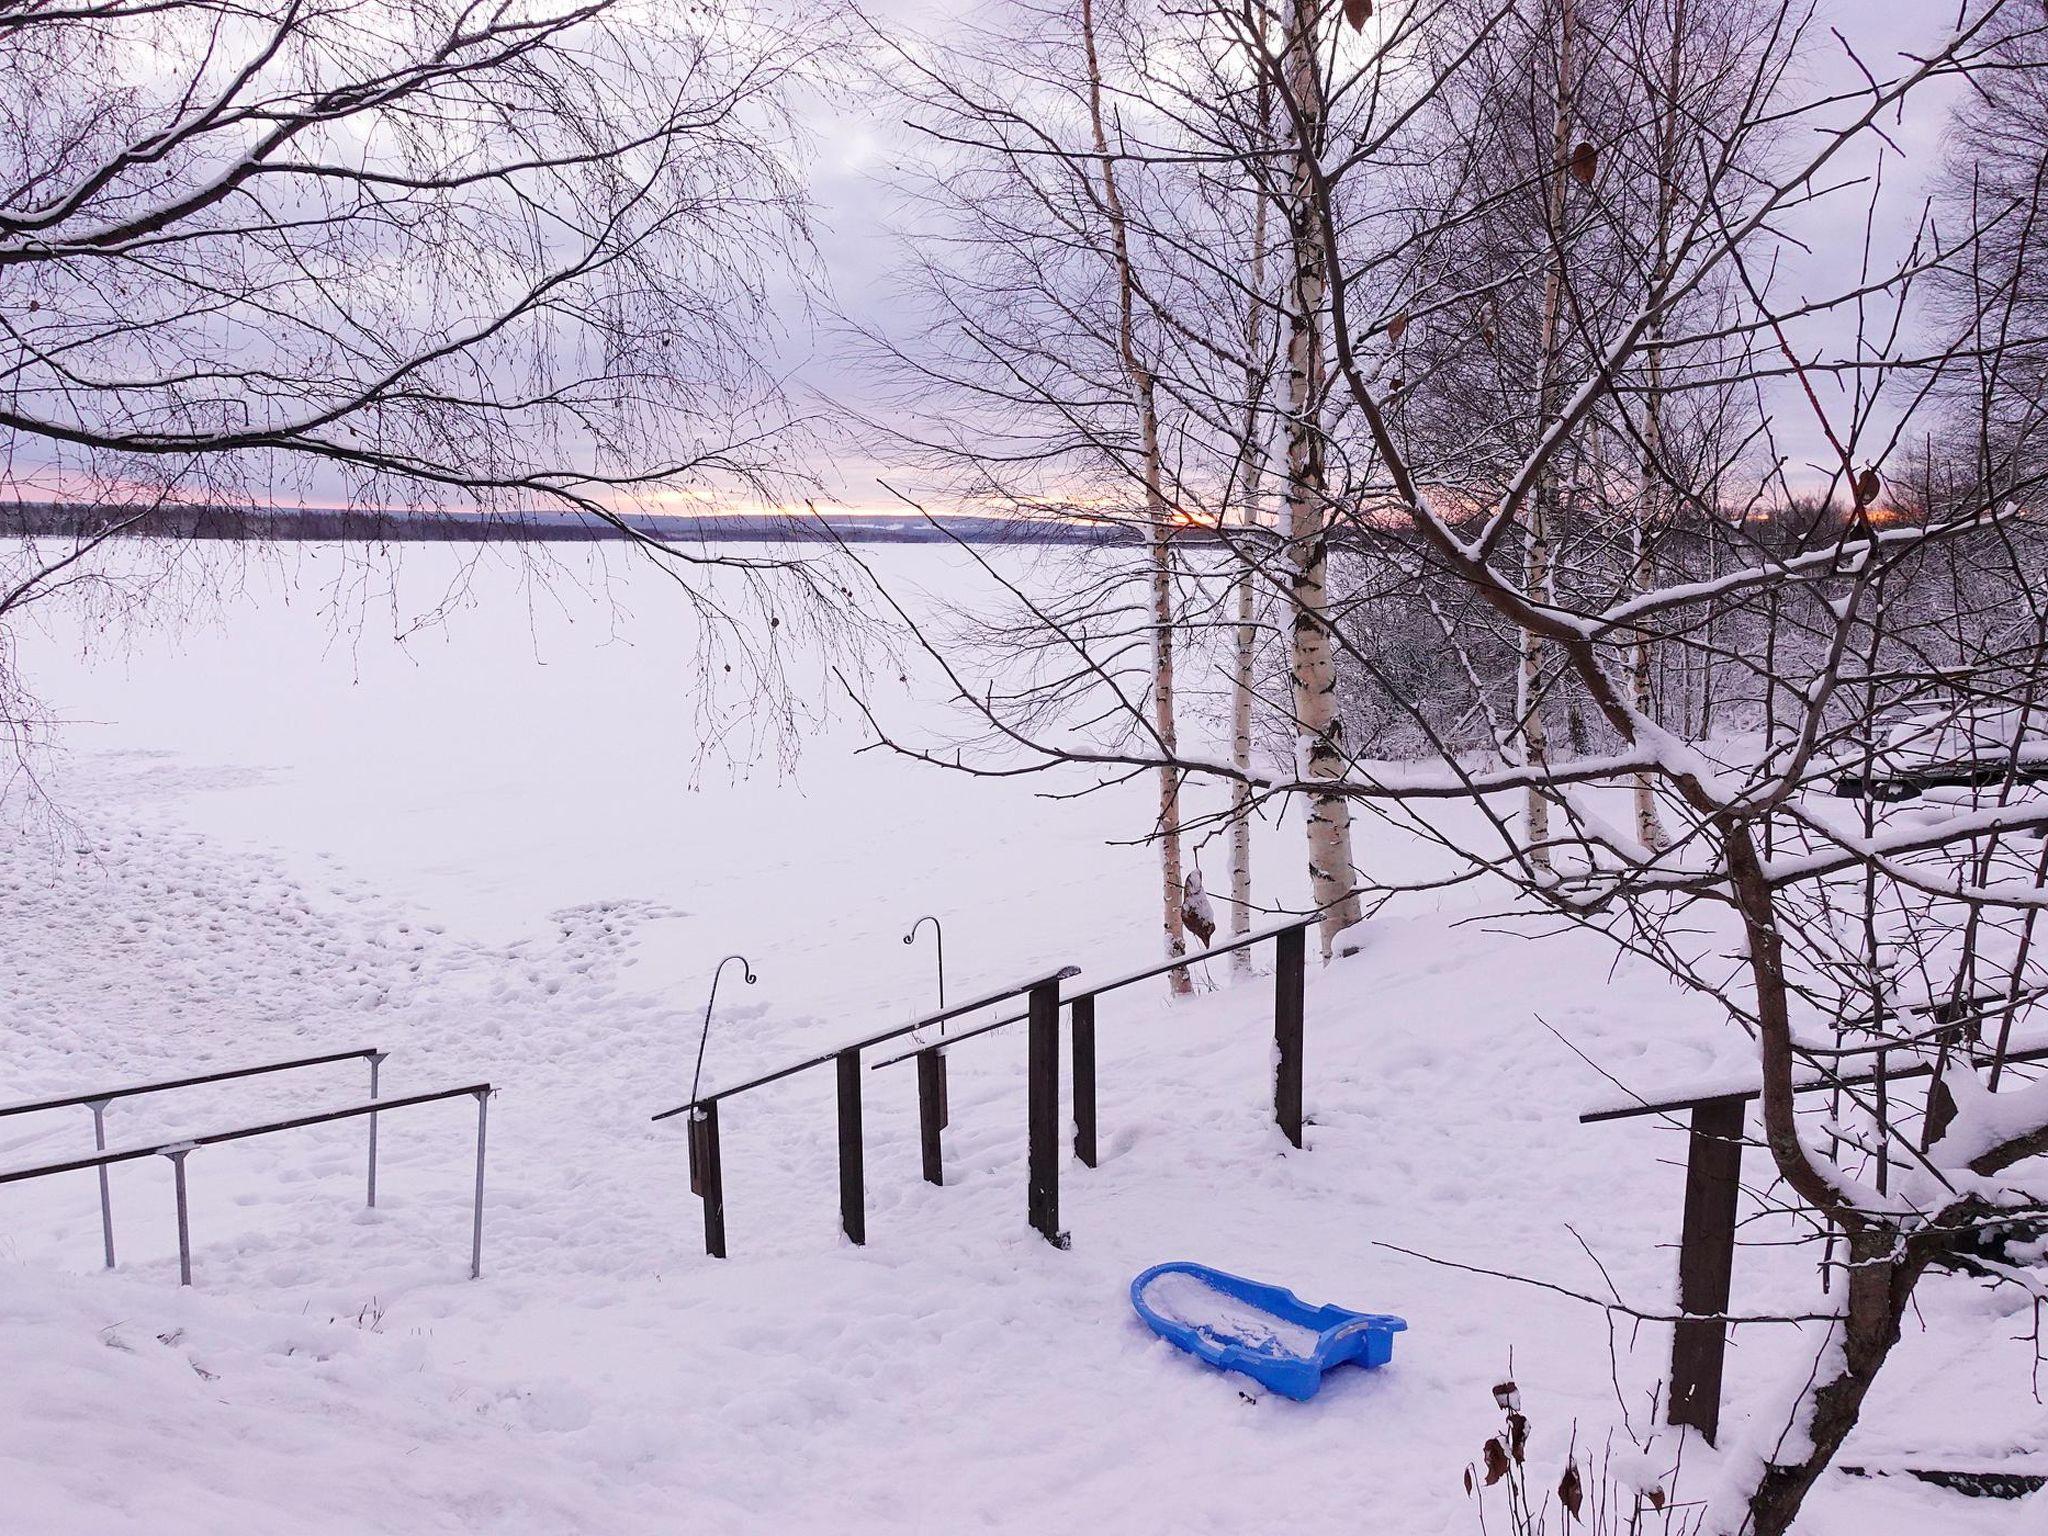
[1130,1261,1407,1401]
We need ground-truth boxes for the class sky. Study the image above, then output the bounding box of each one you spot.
[0,2,1999,518]
[793,0,1989,510]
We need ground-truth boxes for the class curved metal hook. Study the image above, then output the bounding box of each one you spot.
[902,914,945,1017]
[689,953,757,1110]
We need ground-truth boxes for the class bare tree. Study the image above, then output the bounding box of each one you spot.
[1,0,857,786]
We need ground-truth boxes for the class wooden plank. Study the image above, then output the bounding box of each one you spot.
[1026,979,1064,1245]
[1668,1096,1745,1444]
[694,1103,726,1259]
[1072,995,1098,1169]
[916,1047,946,1187]
[1274,923,1306,1148]
[837,1048,866,1246]
[1580,1035,2048,1124]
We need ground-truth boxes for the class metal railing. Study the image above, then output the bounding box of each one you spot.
[872,917,1313,1170]
[654,915,1317,1260]
[650,967,1080,1257]
[0,1047,387,1269]
[0,1082,493,1285]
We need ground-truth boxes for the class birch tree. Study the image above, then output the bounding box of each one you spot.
[1279,0,1367,953]
[1080,0,1193,990]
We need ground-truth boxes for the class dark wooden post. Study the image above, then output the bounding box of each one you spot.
[692,1103,726,1259]
[687,1102,704,1196]
[1669,1095,1745,1443]
[1026,978,1065,1246]
[837,1047,866,1246]
[1274,923,1307,1148]
[1071,994,1098,1168]
[915,1046,946,1186]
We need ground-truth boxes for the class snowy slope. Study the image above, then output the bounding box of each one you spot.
[1,544,2039,1534]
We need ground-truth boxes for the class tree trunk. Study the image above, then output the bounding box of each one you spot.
[1081,0,1189,991]
[1631,0,1684,854]
[1523,0,1578,876]
[1744,1234,1928,1536]
[1282,0,1364,957]
[1229,101,1275,979]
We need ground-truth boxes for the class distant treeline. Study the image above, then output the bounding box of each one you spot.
[2,501,1147,546]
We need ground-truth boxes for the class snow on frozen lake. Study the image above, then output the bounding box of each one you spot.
[0,543,2039,1533]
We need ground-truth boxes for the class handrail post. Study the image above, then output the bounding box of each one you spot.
[470,1089,490,1280]
[1274,923,1307,1148]
[687,1101,704,1196]
[86,1098,115,1269]
[692,1103,726,1258]
[165,1147,194,1286]
[1669,1095,1745,1444]
[366,1051,388,1208]
[1026,978,1066,1246]
[1071,995,1098,1169]
[915,1047,946,1186]
[837,1048,866,1245]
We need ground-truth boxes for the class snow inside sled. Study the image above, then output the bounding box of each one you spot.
[1129,1261,1406,1401]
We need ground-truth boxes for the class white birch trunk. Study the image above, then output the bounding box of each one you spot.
[1229,120,1274,979]
[1283,0,1364,957]
[1523,0,1577,876]
[1630,0,1686,855]
[1081,0,1190,992]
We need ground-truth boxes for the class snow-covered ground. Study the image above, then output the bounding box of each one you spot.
[1,543,2040,1533]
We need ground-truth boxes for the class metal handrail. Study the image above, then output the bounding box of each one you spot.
[657,919,1315,1260]
[1066,917,1312,1003]
[649,964,1079,1121]
[0,1045,388,1270]
[1580,1038,2048,1124]
[866,919,1312,1072]
[0,1082,494,1284]
[0,1046,384,1120]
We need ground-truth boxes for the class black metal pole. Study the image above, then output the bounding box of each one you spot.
[693,1103,726,1258]
[1669,1096,1745,1444]
[837,1047,866,1245]
[689,954,756,1110]
[1071,995,1098,1169]
[1026,978,1064,1246]
[1274,923,1307,1148]
[904,915,950,1128]
[915,1046,945,1186]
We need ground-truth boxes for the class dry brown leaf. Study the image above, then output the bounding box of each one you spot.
[1343,0,1373,30]
[1483,1438,1511,1486]
[1559,1461,1584,1519]
[1386,311,1409,344]
[1568,141,1598,186]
